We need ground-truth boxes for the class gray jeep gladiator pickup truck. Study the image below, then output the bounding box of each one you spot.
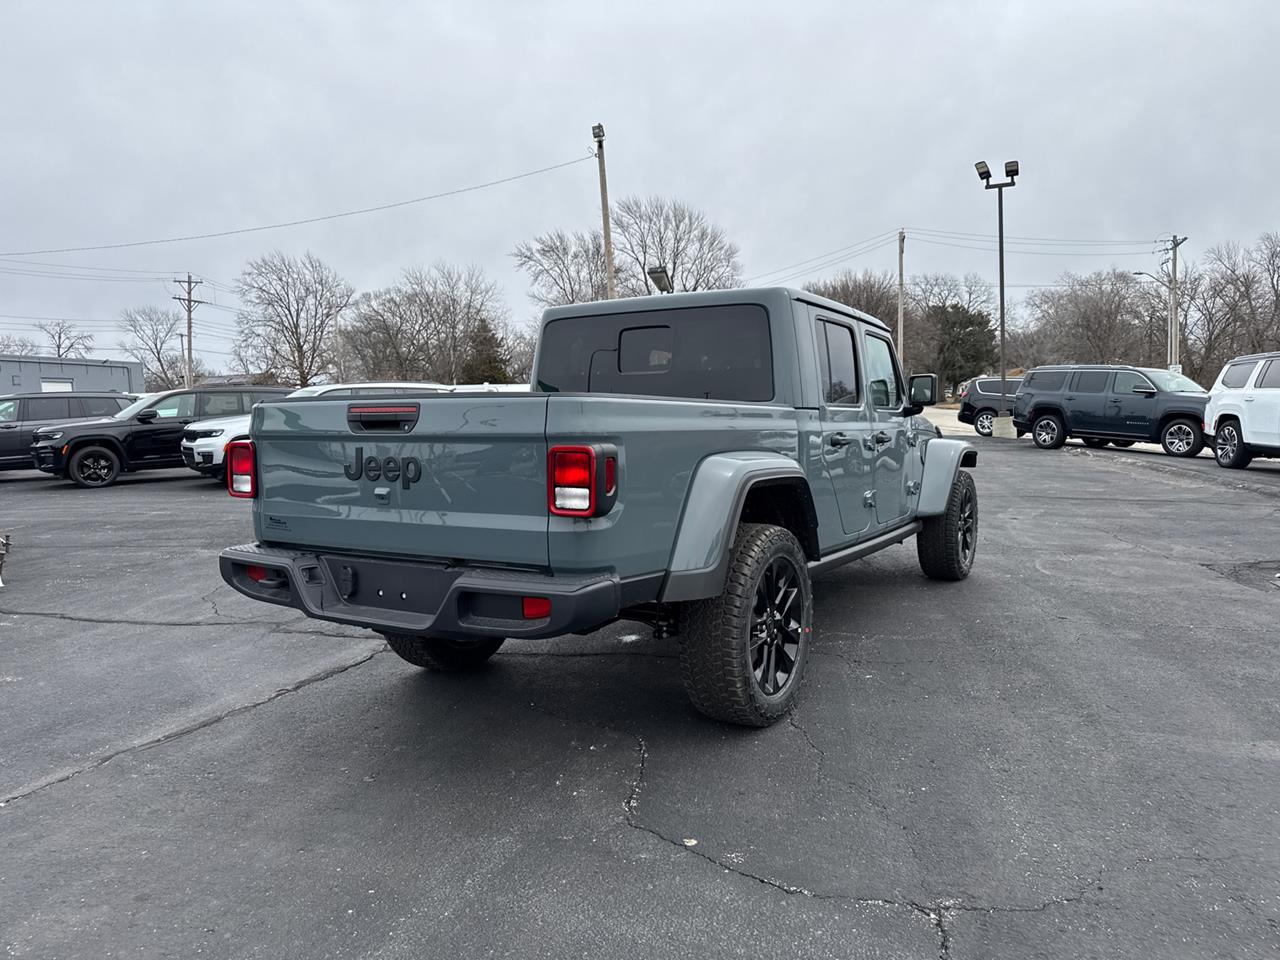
[220,288,978,726]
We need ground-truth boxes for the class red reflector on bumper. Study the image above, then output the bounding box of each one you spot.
[246,565,269,582]
[522,596,551,619]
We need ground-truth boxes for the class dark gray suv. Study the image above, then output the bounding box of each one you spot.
[0,392,133,470]
[1013,365,1209,457]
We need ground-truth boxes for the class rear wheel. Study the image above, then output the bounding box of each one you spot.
[1161,418,1204,458]
[678,523,812,727]
[1032,413,1066,450]
[68,445,121,488]
[1111,440,1136,448]
[974,410,996,437]
[381,632,504,671]
[1081,437,1109,449]
[917,469,978,581]
[1214,420,1253,469]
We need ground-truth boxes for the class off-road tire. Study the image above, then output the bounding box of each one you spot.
[1032,413,1066,450]
[1214,420,1253,469]
[917,469,978,581]
[381,632,504,671]
[68,445,121,488]
[1161,417,1204,458]
[678,523,812,728]
[1081,437,1109,449]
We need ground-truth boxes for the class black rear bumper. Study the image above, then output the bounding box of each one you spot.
[219,543,621,641]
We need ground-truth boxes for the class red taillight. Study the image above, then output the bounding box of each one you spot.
[226,440,257,498]
[522,596,552,619]
[246,564,269,582]
[549,446,596,516]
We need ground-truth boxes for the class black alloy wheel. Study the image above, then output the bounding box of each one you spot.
[956,481,977,569]
[750,555,804,697]
[69,445,120,488]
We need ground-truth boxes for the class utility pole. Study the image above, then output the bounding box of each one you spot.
[592,123,617,299]
[1169,235,1188,370]
[172,273,205,388]
[896,228,906,360]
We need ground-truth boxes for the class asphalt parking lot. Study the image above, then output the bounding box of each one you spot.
[2,443,1279,960]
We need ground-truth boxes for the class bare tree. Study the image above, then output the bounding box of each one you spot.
[118,306,187,389]
[233,251,353,387]
[804,269,899,319]
[35,320,94,358]
[611,196,742,295]
[511,230,610,308]
[502,323,537,382]
[0,334,37,356]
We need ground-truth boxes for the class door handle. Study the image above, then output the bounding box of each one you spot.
[1244,396,1255,402]
[873,430,891,445]
[0,424,17,430]
[828,432,853,447]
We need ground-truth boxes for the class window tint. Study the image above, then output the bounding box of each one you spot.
[1258,360,1280,389]
[26,397,71,421]
[200,392,242,417]
[1113,371,1154,393]
[79,396,125,417]
[863,335,902,408]
[537,304,773,402]
[0,400,16,423]
[1026,370,1067,391]
[250,391,286,404]
[1072,370,1111,393]
[977,378,1019,396]
[820,321,859,405]
[1221,361,1258,389]
[149,393,196,419]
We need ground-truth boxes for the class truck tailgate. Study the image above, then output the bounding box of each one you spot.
[251,395,550,567]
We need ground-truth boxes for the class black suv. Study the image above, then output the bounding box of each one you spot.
[1013,365,1208,457]
[0,392,133,471]
[31,385,289,488]
[958,376,1022,436]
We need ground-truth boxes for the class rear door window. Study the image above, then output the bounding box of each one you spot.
[200,392,243,417]
[1071,370,1111,393]
[0,399,17,422]
[863,334,902,408]
[817,320,859,405]
[25,397,72,421]
[537,304,773,402]
[78,396,125,417]
[151,393,196,419]
[1113,371,1155,393]
[1254,361,1280,389]
[1221,361,1258,389]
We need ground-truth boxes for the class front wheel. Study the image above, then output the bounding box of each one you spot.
[974,410,995,437]
[678,523,812,727]
[1161,418,1204,458]
[917,469,978,581]
[1214,421,1253,469]
[381,632,504,671]
[1032,413,1066,450]
[68,445,121,488]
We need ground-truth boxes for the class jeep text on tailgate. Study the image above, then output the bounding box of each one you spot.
[220,288,978,727]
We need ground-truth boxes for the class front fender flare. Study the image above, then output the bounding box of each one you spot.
[660,452,807,603]
[917,438,977,517]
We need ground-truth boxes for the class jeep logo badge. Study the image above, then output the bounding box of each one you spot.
[343,446,422,490]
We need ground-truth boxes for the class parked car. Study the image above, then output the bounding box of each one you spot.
[31,385,291,488]
[1205,351,1280,469]
[181,382,451,479]
[1014,364,1208,456]
[958,376,1022,437]
[0,392,133,471]
[219,287,978,727]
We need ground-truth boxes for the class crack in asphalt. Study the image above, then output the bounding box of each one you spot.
[0,648,387,807]
[0,606,261,628]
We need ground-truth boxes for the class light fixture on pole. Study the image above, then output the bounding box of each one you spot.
[647,265,674,294]
[974,159,1018,427]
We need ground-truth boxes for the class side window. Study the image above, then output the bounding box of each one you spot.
[79,396,124,417]
[619,326,673,373]
[1221,362,1257,389]
[1072,370,1111,393]
[150,393,196,419]
[26,397,72,421]
[819,320,859,405]
[863,335,902,408]
[1028,370,1066,391]
[0,399,17,423]
[1113,371,1154,393]
[1258,361,1280,389]
[199,392,242,417]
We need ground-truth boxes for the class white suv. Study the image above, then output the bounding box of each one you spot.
[181,381,452,479]
[1205,352,1280,469]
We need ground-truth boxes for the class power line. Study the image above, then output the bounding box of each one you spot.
[908,227,1155,246]
[0,154,595,257]
[745,230,898,283]
[766,237,900,286]
[912,237,1154,257]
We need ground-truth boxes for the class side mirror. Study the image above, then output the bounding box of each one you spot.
[908,374,938,406]
[135,408,158,423]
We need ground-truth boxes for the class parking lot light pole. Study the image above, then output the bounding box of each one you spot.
[975,160,1018,422]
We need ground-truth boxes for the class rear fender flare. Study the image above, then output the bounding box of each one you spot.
[659,452,809,603]
[917,439,977,516]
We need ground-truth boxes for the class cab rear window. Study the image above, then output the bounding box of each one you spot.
[536,304,773,402]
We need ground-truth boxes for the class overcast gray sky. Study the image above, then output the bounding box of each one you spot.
[2,0,1277,370]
